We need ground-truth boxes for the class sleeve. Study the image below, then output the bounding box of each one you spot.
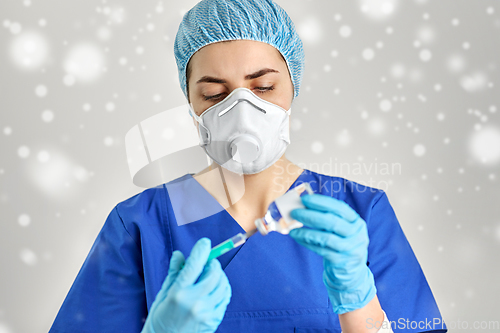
[48,206,148,333]
[366,192,447,333]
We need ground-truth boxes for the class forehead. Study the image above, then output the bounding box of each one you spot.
[189,40,286,75]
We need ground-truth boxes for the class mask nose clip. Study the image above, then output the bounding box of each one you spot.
[218,99,266,117]
[229,134,261,163]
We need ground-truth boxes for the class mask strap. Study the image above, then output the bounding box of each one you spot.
[188,103,210,146]
[279,109,291,144]
[188,104,203,123]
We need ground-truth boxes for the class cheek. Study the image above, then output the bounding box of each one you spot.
[192,105,205,117]
[275,81,294,110]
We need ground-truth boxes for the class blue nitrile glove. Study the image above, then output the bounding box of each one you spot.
[141,237,232,333]
[289,194,376,315]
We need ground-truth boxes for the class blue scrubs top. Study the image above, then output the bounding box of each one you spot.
[49,169,447,333]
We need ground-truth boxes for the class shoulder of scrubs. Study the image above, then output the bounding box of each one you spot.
[115,185,174,309]
[364,190,447,332]
[49,186,168,333]
[115,185,170,255]
[303,170,447,332]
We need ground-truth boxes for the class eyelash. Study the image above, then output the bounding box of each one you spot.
[203,86,275,101]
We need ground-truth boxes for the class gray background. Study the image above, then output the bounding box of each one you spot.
[1,0,499,332]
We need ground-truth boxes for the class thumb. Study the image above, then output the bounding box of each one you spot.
[157,251,185,297]
[175,237,211,289]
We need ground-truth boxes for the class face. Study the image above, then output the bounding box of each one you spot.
[187,39,294,118]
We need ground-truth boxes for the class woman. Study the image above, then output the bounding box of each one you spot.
[48,0,447,332]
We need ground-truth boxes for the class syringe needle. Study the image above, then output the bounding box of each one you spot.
[207,229,258,261]
[244,228,258,238]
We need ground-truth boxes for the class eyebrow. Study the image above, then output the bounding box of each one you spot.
[196,68,279,84]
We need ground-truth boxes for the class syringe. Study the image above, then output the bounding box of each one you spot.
[207,228,258,261]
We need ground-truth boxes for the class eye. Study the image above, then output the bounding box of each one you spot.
[255,86,275,94]
[203,93,224,101]
[203,86,275,101]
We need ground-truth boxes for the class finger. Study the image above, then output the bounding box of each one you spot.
[205,266,230,298]
[324,258,365,277]
[324,262,369,290]
[193,259,224,296]
[175,237,212,288]
[289,227,364,253]
[180,262,226,312]
[158,250,186,295]
[301,194,359,222]
[291,235,349,263]
[290,209,358,237]
[293,233,368,266]
[290,231,340,258]
[212,287,232,318]
[168,250,186,275]
[292,237,363,267]
[199,276,231,313]
[189,284,231,325]
[217,282,232,308]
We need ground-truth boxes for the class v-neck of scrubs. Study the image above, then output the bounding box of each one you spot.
[187,168,307,234]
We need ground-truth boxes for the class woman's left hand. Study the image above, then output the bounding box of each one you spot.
[289,193,377,315]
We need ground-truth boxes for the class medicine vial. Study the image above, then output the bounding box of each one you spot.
[254,182,314,235]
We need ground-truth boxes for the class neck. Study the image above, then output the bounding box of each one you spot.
[193,156,304,220]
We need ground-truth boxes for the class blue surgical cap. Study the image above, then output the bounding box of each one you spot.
[173,0,305,101]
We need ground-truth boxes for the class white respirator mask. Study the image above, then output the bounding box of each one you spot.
[188,87,292,175]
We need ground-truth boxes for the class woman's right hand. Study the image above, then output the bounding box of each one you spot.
[142,237,232,333]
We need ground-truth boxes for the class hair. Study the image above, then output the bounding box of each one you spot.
[186,59,193,104]
[186,40,235,103]
[174,0,304,101]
